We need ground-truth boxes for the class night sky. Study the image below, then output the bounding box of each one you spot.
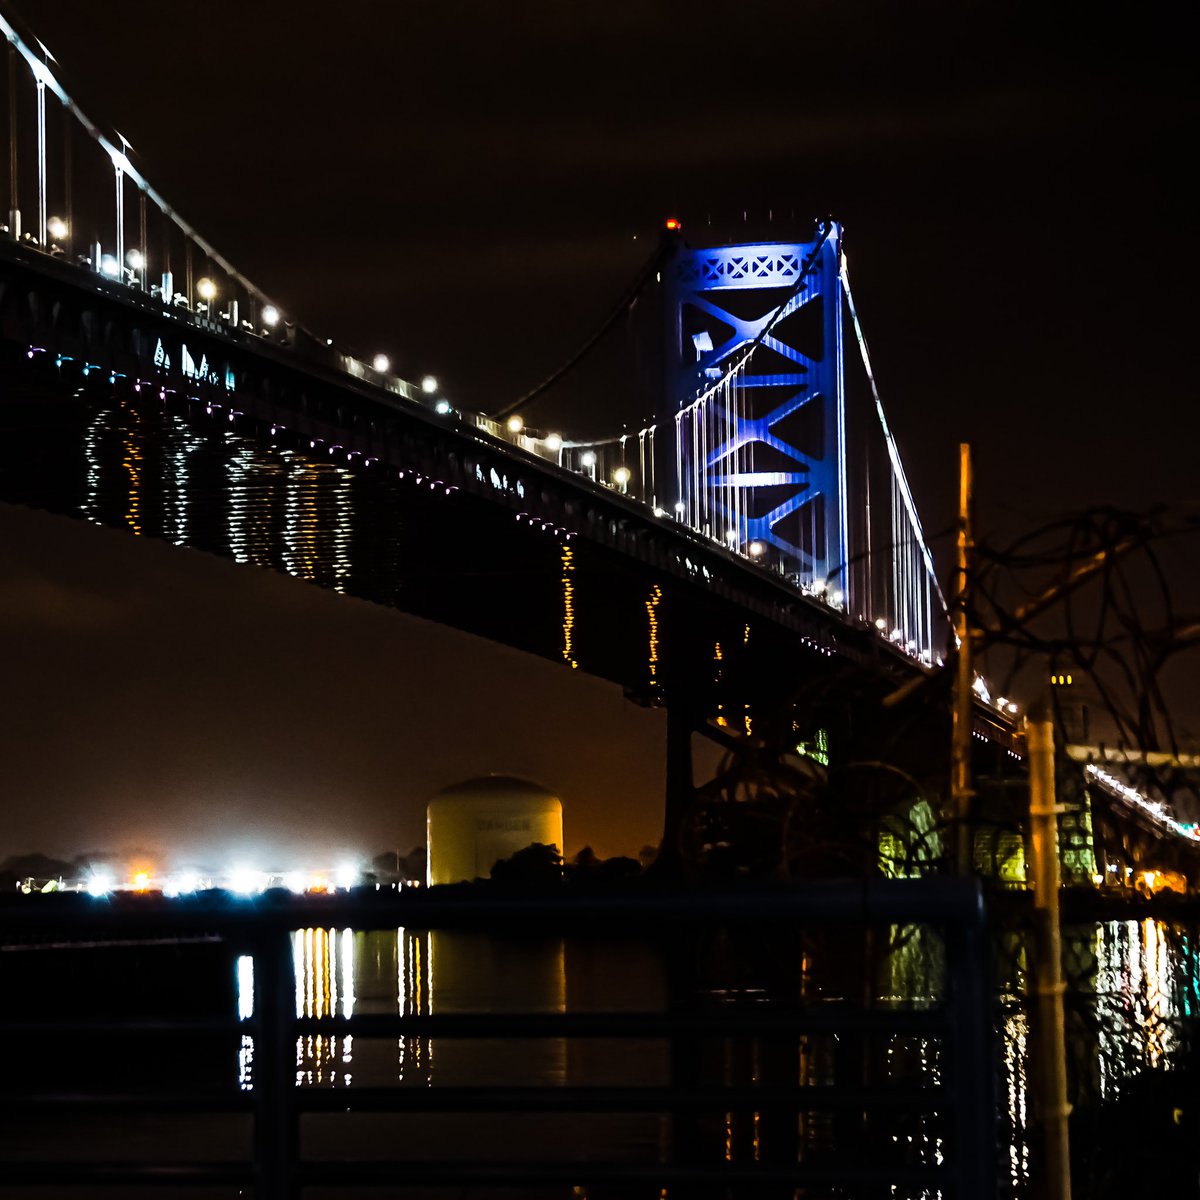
[1,1,1195,867]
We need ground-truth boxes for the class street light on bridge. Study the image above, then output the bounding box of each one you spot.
[506,415,524,434]
[372,353,390,373]
[197,277,217,305]
[126,248,144,287]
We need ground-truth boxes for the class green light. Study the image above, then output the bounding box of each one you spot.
[796,727,830,766]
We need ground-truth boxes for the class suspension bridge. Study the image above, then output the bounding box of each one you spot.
[6,5,1197,879]
[0,10,948,654]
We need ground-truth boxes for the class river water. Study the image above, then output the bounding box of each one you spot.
[3,917,1197,1198]
[224,918,1199,1198]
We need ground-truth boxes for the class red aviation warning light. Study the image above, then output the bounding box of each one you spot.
[664,218,682,231]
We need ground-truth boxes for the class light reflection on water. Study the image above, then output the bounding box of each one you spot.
[1089,918,1188,1098]
[236,928,571,1092]
[227,918,1199,1191]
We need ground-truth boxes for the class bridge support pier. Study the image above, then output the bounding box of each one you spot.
[654,699,696,874]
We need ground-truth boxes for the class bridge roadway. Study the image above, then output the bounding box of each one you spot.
[0,238,1018,768]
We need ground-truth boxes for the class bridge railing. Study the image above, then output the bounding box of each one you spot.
[0,880,995,1198]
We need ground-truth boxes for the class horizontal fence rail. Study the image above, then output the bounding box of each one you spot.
[0,882,995,1197]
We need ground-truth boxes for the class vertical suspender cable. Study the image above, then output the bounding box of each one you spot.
[901,480,907,636]
[719,377,727,542]
[693,404,699,531]
[892,475,901,637]
[895,477,902,637]
[648,427,655,505]
[864,447,873,620]
[910,539,917,652]
[926,573,933,662]
[899,477,907,641]
[692,405,700,532]
[139,191,148,289]
[734,362,744,547]
[906,506,913,646]
[835,257,849,607]
[8,44,17,230]
[726,372,733,544]
[744,362,754,545]
[733,365,742,548]
[675,412,684,525]
[113,158,124,270]
[63,106,72,257]
[811,488,818,585]
[691,402,699,532]
[725,373,733,543]
[715,379,724,540]
[842,261,948,630]
[889,476,895,633]
[35,74,45,245]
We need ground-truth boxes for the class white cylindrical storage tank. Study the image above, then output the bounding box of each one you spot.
[426,776,564,886]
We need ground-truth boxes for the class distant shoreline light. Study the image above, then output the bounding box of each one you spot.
[15,862,416,898]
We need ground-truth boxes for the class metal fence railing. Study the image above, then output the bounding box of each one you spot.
[0,880,995,1198]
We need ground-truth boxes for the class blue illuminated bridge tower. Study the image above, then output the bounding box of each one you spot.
[662,227,847,598]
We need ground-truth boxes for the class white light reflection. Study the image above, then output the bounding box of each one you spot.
[341,928,356,1019]
[238,1034,254,1092]
[286,927,358,1089]
[1093,919,1182,1103]
[397,925,407,1082]
[1003,1007,1030,1189]
[236,954,255,1092]
[236,955,255,1021]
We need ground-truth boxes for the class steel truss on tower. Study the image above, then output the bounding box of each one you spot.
[666,229,847,595]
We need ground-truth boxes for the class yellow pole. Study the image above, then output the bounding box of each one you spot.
[951,443,975,874]
[1027,705,1073,1200]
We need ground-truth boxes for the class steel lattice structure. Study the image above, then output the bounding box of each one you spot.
[666,232,847,593]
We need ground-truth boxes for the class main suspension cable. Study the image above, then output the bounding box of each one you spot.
[489,235,674,420]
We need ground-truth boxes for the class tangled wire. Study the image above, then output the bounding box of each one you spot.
[972,504,1200,754]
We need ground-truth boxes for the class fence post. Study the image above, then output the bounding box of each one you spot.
[945,881,995,1197]
[254,924,298,1200]
[1027,706,1073,1200]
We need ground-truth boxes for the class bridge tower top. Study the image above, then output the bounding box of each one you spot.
[663,225,847,597]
